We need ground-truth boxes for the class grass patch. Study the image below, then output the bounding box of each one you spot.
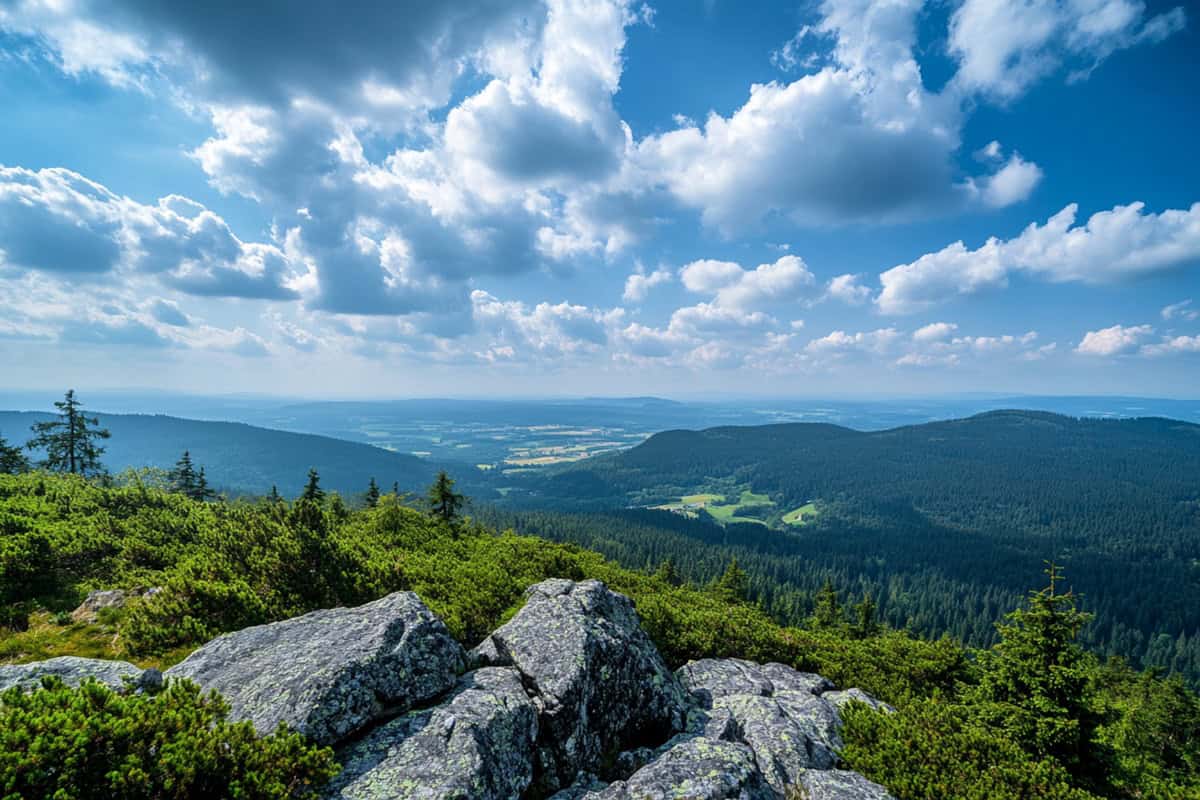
[783,502,819,526]
[0,611,188,670]
[706,490,774,526]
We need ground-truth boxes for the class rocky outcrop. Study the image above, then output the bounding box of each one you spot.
[587,738,773,800]
[69,587,162,623]
[471,579,689,793]
[799,769,897,800]
[0,656,161,693]
[327,667,538,800]
[6,581,897,800]
[166,591,465,745]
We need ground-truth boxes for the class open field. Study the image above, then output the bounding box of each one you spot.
[706,490,774,525]
[783,502,819,526]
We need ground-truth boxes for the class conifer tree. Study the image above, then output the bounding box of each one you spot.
[972,563,1110,787]
[301,468,324,502]
[655,557,683,587]
[365,477,381,508]
[714,557,749,603]
[812,578,842,629]
[169,451,198,496]
[195,467,214,502]
[428,471,464,523]
[854,593,878,638]
[0,432,29,474]
[26,390,111,476]
[269,485,282,503]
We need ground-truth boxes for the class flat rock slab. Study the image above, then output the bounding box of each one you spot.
[678,658,833,707]
[471,579,688,792]
[800,769,896,800]
[167,591,465,745]
[584,738,775,800]
[0,656,152,693]
[326,667,537,800]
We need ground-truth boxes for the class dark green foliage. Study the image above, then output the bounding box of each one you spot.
[840,699,1099,800]
[528,411,1200,683]
[811,578,842,629]
[0,433,28,475]
[3,472,1199,800]
[25,390,111,477]
[713,557,749,603]
[365,477,380,508]
[0,676,337,799]
[428,470,464,524]
[301,468,324,502]
[971,564,1110,786]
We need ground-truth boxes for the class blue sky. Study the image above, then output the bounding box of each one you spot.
[0,0,1198,397]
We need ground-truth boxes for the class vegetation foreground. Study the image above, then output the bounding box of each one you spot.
[1,471,1198,799]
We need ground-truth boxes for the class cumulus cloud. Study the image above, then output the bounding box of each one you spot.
[0,166,301,300]
[680,255,815,310]
[1076,323,1154,356]
[877,201,1200,314]
[949,0,1186,100]
[824,273,871,305]
[622,266,671,302]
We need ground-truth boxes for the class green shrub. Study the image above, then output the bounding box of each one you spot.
[0,677,337,800]
[840,699,1099,800]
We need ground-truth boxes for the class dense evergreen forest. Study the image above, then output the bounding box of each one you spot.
[1,470,1199,799]
[503,411,1200,685]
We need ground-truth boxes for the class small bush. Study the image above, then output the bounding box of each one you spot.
[0,677,338,800]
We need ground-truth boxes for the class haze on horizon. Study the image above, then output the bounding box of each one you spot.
[1,0,1198,397]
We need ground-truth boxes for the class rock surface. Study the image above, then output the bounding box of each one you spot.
[6,581,897,800]
[0,656,158,693]
[166,591,465,745]
[586,738,774,800]
[326,667,537,800]
[69,587,162,623]
[800,769,897,800]
[470,579,689,792]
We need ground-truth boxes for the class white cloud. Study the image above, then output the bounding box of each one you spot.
[825,273,871,305]
[1162,299,1199,321]
[976,153,1043,208]
[622,266,672,302]
[1143,335,1200,356]
[949,0,1186,100]
[0,166,301,300]
[680,255,815,310]
[913,322,958,343]
[877,201,1200,314]
[1076,323,1154,356]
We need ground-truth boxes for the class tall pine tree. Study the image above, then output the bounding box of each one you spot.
[301,468,324,502]
[428,471,464,523]
[169,451,198,496]
[365,477,381,508]
[26,390,111,476]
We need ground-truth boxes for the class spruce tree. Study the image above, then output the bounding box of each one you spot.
[365,477,381,508]
[655,557,683,587]
[714,557,749,603]
[301,468,324,502]
[0,432,29,474]
[854,593,878,638]
[195,467,214,502]
[428,471,464,523]
[169,451,198,497]
[26,390,111,476]
[972,563,1110,787]
[812,579,842,629]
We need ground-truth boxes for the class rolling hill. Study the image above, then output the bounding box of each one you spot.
[0,411,482,498]
[497,411,1200,682]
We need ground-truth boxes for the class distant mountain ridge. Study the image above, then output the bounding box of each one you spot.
[0,410,474,497]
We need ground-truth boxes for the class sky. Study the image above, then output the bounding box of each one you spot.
[0,0,1198,398]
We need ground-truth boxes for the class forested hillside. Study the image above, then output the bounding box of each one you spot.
[0,410,482,497]
[510,411,1200,683]
[2,471,1200,799]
